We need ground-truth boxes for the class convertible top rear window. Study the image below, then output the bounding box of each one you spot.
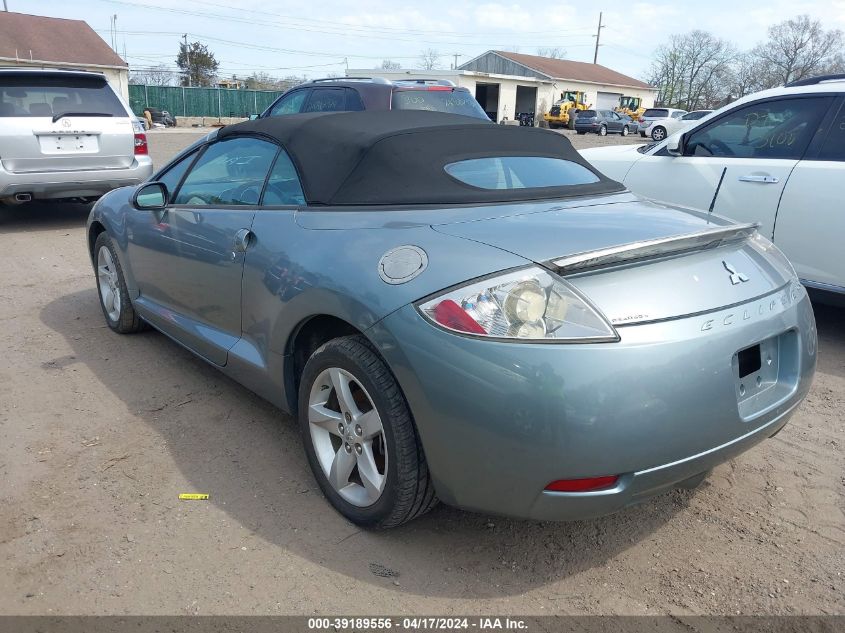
[445,157,600,190]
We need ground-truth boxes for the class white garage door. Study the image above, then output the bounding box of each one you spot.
[596,91,622,109]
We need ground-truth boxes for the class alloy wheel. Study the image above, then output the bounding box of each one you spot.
[97,246,122,322]
[599,125,607,136]
[652,127,666,141]
[308,367,388,507]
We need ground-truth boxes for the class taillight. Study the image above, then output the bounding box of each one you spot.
[545,476,619,492]
[134,132,148,155]
[638,117,644,123]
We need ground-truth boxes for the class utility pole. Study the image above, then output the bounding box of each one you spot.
[453,53,461,70]
[592,11,605,64]
[183,34,191,87]
[2,1,9,12]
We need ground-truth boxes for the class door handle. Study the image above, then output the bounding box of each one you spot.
[738,175,779,184]
[232,228,253,254]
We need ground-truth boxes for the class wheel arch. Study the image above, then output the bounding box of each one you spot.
[88,220,107,264]
[283,314,368,413]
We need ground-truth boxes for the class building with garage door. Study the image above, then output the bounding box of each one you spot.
[350,50,656,124]
[0,11,129,101]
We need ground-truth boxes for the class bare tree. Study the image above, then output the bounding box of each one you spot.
[381,59,402,70]
[648,30,735,109]
[419,49,441,70]
[753,15,845,86]
[536,47,566,59]
[245,72,279,90]
[130,64,175,86]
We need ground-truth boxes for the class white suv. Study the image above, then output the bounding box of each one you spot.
[637,107,687,140]
[0,68,153,205]
[581,74,845,297]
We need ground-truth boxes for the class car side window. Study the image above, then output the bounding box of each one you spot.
[157,150,197,201]
[345,88,365,111]
[262,149,305,206]
[817,101,845,161]
[268,90,307,116]
[174,137,278,206]
[672,111,685,119]
[303,88,346,112]
[684,97,830,160]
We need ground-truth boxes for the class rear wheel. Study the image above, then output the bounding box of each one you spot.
[94,232,145,334]
[599,125,607,136]
[651,126,667,141]
[298,335,436,528]
[621,125,629,136]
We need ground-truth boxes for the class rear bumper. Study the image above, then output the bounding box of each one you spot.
[0,157,153,200]
[575,124,600,132]
[368,283,817,521]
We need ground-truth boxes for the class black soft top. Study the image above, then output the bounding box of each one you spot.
[218,111,624,206]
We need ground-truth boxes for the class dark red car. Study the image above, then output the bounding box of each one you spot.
[260,77,491,121]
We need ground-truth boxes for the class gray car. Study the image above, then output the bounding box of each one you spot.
[86,111,817,528]
[0,68,153,205]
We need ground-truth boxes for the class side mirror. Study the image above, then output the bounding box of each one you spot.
[133,182,168,210]
[666,133,684,156]
[249,113,260,120]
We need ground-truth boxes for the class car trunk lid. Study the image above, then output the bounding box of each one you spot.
[0,72,133,173]
[432,198,793,325]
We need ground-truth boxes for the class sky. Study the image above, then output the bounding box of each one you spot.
[16,0,845,82]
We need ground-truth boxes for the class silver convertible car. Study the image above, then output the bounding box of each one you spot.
[86,111,817,528]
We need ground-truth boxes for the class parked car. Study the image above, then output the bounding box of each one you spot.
[641,109,714,141]
[637,107,688,140]
[260,77,490,121]
[87,111,816,528]
[142,106,176,128]
[0,68,152,205]
[573,109,633,136]
[580,74,845,298]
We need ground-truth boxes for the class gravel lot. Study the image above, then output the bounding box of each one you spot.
[0,128,842,616]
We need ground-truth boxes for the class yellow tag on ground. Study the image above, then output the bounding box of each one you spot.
[178,493,209,500]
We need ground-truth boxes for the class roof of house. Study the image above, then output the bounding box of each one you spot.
[489,51,653,90]
[0,12,126,69]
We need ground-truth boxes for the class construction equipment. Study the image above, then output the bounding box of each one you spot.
[615,95,645,121]
[543,90,591,129]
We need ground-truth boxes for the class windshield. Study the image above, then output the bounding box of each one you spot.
[391,89,489,120]
[0,75,125,118]
[444,156,600,190]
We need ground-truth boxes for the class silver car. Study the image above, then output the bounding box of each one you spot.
[86,111,817,528]
[0,68,152,205]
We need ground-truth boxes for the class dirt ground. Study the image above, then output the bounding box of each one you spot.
[0,129,842,616]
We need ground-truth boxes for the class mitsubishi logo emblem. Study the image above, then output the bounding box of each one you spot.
[723,260,749,285]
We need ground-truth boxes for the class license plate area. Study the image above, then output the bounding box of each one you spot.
[734,330,799,420]
[38,134,99,154]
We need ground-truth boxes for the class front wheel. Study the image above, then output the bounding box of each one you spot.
[651,126,667,141]
[621,125,629,136]
[599,125,607,136]
[94,232,145,334]
[298,335,437,528]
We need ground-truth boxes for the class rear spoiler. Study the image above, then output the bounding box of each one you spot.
[548,223,759,275]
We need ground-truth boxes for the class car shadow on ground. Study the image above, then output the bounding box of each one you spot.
[41,289,726,598]
[0,201,91,232]
[810,300,845,379]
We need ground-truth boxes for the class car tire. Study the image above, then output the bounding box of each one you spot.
[298,335,437,529]
[599,125,607,136]
[93,232,146,334]
[651,126,667,141]
[621,125,629,136]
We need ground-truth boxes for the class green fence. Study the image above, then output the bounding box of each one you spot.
[128,84,286,118]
